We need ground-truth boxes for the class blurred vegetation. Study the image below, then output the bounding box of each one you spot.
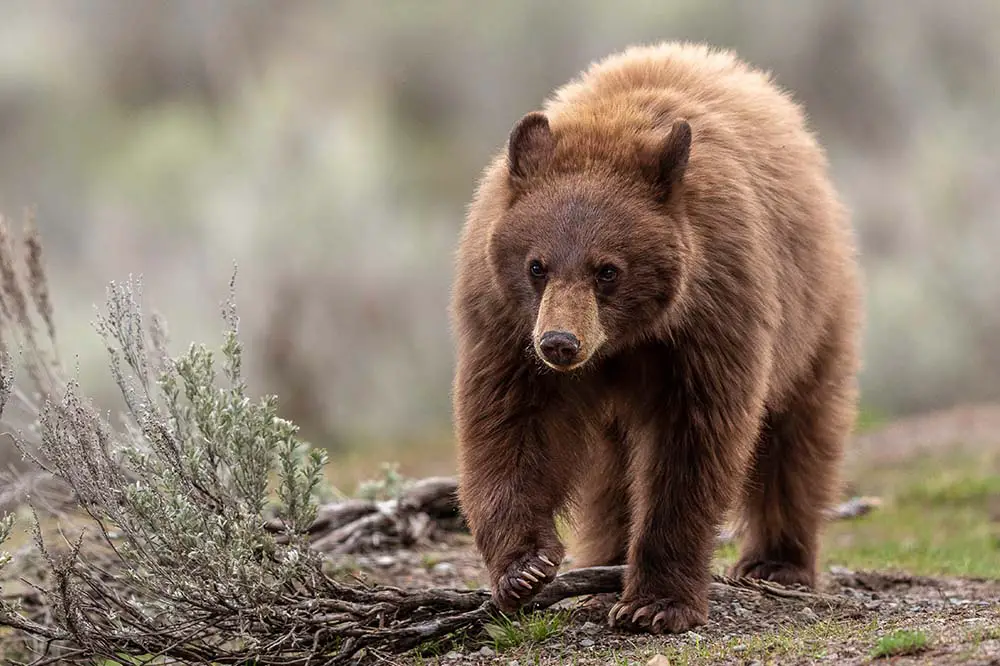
[0,0,998,459]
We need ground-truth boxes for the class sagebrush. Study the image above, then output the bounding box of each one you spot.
[0,213,489,664]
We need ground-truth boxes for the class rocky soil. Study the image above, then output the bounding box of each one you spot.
[333,533,1000,665]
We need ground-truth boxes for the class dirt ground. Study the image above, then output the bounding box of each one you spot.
[335,533,1000,665]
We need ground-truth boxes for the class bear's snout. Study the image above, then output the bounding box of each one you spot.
[538,330,581,367]
[532,281,607,370]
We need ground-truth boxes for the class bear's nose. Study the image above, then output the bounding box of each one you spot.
[538,331,581,367]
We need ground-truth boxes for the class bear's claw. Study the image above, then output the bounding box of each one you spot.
[493,551,561,613]
[608,596,706,634]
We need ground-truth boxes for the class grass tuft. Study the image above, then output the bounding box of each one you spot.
[483,610,570,651]
[871,629,929,659]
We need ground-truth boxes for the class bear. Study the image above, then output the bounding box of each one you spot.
[449,41,862,634]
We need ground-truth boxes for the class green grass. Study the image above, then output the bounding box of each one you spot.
[666,619,878,665]
[561,618,881,666]
[706,452,1000,579]
[483,610,571,651]
[820,452,1000,578]
[897,468,1000,506]
[871,629,930,659]
[968,625,1000,642]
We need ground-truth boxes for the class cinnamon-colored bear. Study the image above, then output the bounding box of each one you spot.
[449,41,862,634]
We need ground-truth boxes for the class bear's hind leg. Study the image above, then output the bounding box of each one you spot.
[572,420,631,568]
[732,324,858,588]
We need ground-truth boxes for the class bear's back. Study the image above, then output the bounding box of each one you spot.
[549,42,777,112]
[544,42,824,181]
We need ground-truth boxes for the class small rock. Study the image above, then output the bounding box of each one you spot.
[507,661,520,666]
[748,661,763,666]
[800,606,818,621]
[478,646,495,657]
[373,555,396,568]
[432,562,458,577]
[443,650,462,660]
[686,631,704,642]
[580,621,601,635]
[647,656,671,666]
[828,565,854,576]
[579,638,595,647]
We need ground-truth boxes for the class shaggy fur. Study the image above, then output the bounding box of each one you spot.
[449,41,862,634]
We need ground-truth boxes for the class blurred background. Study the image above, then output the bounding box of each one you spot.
[1,0,998,483]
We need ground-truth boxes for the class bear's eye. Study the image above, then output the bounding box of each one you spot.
[528,260,547,279]
[596,265,619,283]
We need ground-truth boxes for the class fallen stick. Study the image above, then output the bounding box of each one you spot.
[271,476,882,554]
[716,495,882,545]
[345,564,848,659]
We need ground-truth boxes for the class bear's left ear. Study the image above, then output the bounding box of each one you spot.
[641,118,692,204]
[507,111,555,188]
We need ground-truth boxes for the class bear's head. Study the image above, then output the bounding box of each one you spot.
[487,111,693,372]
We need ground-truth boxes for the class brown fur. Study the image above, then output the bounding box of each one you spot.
[449,42,862,634]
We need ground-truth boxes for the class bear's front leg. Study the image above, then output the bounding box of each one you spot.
[610,344,766,634]
[453,349,587,613]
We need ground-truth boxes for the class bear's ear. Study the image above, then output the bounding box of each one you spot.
[642,118,692,204]
[507,111,555,187]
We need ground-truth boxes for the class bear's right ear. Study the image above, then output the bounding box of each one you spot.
[507,111,555,188]
[642,118,692,205]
